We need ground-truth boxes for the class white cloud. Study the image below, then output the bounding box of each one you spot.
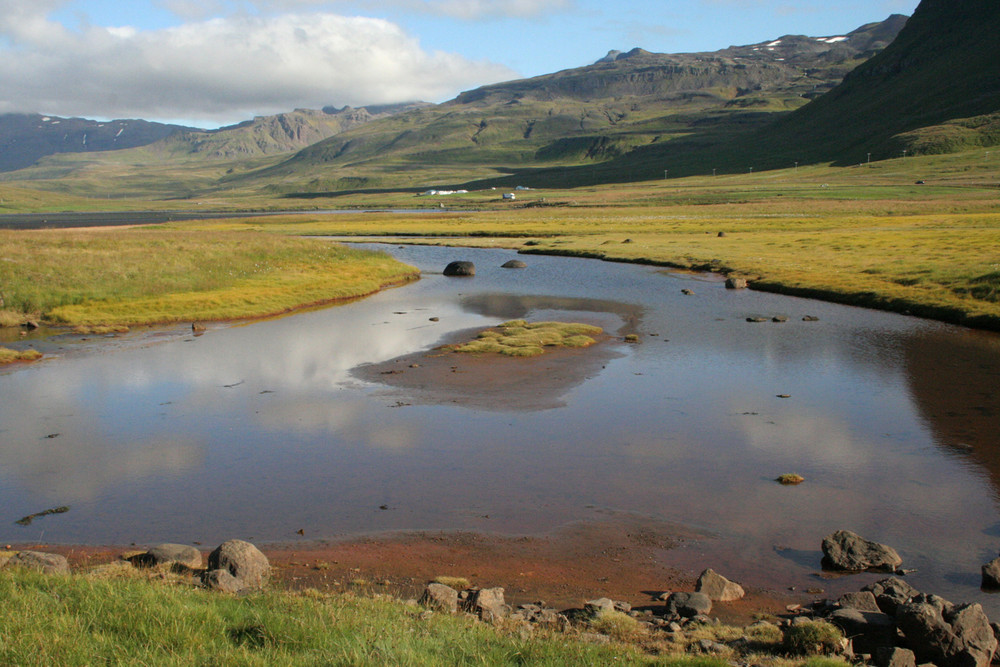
[160,0,573,21]
[0,10,516,126]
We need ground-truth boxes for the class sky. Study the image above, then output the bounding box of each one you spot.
[0,0,919,129]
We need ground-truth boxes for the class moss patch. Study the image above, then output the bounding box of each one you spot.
[0,347,42,365]
[449,320,604,357]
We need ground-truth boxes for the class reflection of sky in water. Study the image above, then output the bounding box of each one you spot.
[1,243,999,612]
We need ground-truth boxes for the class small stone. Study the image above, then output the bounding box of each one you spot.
[725,277,747,289]
[145,543,203,570]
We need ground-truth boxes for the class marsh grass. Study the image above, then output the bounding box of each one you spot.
[0,568,720,666]
[432,576,471,590]
[0,347,42,364]
[0,229,417,326]
[450,320,603,357]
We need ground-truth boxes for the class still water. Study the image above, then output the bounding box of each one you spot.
[2,244,999,610]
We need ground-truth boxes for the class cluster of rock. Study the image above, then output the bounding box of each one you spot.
[799,577,997,667]
[1,539,271,595]
[443,259,528,276]
[416,567,749,652]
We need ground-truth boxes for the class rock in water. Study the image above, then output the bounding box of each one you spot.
[695,569,745,601]
[821,530,902,573]
[725,277,748,289]
[443,261,475,276]
[981,557,1000,589]
[501,260,526,269]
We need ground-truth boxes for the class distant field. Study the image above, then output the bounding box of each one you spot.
[1,149,997,331]
[155,150,1000,330]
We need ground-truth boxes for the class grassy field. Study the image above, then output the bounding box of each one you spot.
[152,151,1000,330]
[0,229,417,328]
[0,564,849,666]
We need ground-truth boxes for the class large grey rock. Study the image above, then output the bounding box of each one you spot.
[822,530,902,573]
[664,592,712,618]
[146,543,202,570]
[828,607,897,655]
[895,595,997,667]
[443,261,475,277]
[981,557,1000,589]
[4,551,70,575]
[838,591,881,613]
[584,597,616,618]
[207,539,270,591]
[501,260,527,269]
[695,568,745,602]
[863,577,920,615]
[419,583,459,613]
[463,587,510,623]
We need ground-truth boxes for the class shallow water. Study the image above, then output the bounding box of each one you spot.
[2,243,999,612]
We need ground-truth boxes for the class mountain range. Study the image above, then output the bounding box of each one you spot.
[2,0,997,196]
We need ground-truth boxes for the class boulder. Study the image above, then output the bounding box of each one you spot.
[145,543,202,570]
[584,598,616,618]
[821,530,902,573]
[463,587,510,623]
[419,583,459,613]
[895,596,997,667]
[862,577,920,615]
[725,277,748,289]
[981,557,1000,589]
[3,551,70,575]
[828,607,897,655]
[443,261,475,277]
[838,591,881,613]
[664,592,712,618]
[206,539,270,591]
[501,260,527,269]
[695,569,745,602]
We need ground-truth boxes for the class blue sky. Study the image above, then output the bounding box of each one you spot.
[1,0,919,128]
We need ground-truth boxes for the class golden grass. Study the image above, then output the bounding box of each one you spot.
[0,229,418,327]
[449,320,604,357]
[0,347,42,364]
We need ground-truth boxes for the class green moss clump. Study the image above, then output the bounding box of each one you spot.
[782,620,843,656]
[452,320,603,357]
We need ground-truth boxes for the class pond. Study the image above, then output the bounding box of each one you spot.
[2,243,999,612]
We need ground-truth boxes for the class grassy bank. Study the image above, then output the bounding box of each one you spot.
[0,566,847,666]
[0,229,417,327]
[157,159,1000,330]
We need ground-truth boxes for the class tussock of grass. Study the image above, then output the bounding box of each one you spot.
[0,229,418,327]
[451,320,603,357]
[432,576,471,590]
[776,474,805,485]
[0,347,42,364]
[590,610,647,643]
[781,621,843,656]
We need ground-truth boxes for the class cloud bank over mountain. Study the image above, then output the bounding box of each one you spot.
[0,3,516,126]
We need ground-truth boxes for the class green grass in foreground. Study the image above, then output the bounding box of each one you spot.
[0,568,711,666]
[0,229,418,327]
[450,320,604,357]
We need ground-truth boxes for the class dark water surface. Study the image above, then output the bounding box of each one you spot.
[2,244,999,612]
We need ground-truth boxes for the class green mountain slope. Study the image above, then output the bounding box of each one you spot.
[243,16,905,194]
